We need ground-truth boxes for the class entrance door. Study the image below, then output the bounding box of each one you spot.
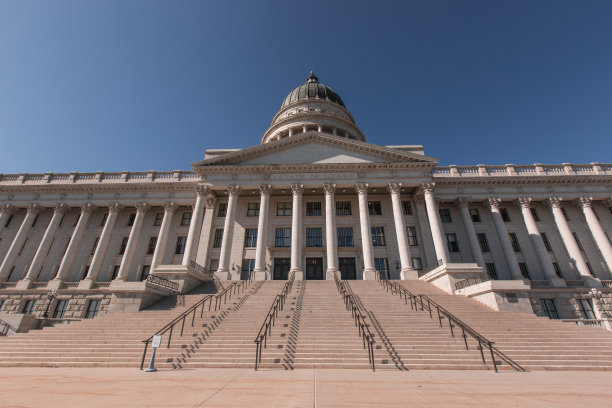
[305,258,324,280]
[273,258,290,280]
[339,257,357,280]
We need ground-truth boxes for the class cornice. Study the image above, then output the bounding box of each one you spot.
[0,181,199,194]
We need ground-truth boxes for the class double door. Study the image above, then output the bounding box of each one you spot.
[339,257,356,280]
[305,258,324,280]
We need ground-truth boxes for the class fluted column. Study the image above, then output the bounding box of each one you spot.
[577,197,612,274]
[254,185,271,280]
[421,183,449,265]
[115,203,149,281]
[389,183,415,279]
[458,199,485,268]
[23,204,69,283]
[488,198,523,280]
[0,204,43,281]
[324,183,338,279]
[182,186,208,266]
[151,203,177,269]
[290,184,304,280]
[85,203,122,283]
[194,197,216,269]
[0,204,16,236]
[546,197,592,279]
[216,185,240,280]
[53,203,95,282]
[356,183,376,280]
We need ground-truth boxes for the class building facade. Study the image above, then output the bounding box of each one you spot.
[1,72,611,322]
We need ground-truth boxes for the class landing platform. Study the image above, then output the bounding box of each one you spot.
[1,367,610,407]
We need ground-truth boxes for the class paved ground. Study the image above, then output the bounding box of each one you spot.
[1,368,611,407]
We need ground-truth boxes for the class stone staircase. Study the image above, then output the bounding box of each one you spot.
[398,280,612,371]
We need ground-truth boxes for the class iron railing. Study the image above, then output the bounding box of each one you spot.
[146,275,180,292]
[140,279,249,369]
[378,279,525,373]
[254,272,295,370]
[334,272,376,371]
[0,319,18,336]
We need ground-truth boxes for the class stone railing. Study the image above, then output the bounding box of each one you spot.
[0,170,200,185]
[562,319,612,331]
[62,282,79,289]
[565,279,586,287]
[600,280,612,288]
[433,163,611,178]
[530,280,551,288]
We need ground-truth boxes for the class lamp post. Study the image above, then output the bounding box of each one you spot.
[42,289,57,318]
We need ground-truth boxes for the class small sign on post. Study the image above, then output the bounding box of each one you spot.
[146,334,162,372]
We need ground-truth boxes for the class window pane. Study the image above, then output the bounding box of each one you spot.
[306,202,322,216]
[336,201,351,215]
[371,227,386,246]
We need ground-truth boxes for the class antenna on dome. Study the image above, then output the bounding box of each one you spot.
[306,71,319,83]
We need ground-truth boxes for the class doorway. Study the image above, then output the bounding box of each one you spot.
[305,258,324,280]
[273,258,290,280]
[339,257,357,280]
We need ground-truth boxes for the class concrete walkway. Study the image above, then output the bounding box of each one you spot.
[1,368,611,407]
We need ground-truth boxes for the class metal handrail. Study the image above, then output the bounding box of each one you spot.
[334,272,376,371]
[0,319,18,336]
[254,272,295,370]
[140,279,250,369]
[378,279,525,373]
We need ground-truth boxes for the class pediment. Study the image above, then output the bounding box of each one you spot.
[192,133,438,169]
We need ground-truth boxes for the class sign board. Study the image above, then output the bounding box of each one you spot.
[151,334,162,348]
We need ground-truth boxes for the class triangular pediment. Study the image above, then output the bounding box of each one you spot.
[192,133,438,169]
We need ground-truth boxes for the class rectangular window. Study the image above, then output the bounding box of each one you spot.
[275,228,291,247]
[519,263,531,280]
[374,258,389,279]
[85,300,101,319]
[578,299,596,319]
[247,203,260,217]
[500,208,511,222]
[509,233,521,252]
[552,262,562,278]
[439,208,452,223]
[217,203,228,217]
[127,213,136,226]
[241,259,255,280]
[100,213,108,227]
[244,228,258,247]
[306,228,322,247]
[276,202,292,216]
[147,237,157,255]
[118,237,129,255]
[469,208,481,222]
[181,212,192,226]
[209,259,219,271]
[573,232,584,251]
[407,226,418,246]
[337,227,354,247]
[53,300,69,319]
[336,201,351,215]
[371,226,386,246]
[445,233,459,253]
[175,236,187,254]
[411,258,423,270]
[213,229,224,248]
[541,233,552,251]
[477,233,490,252]
[90,237,100,256]
[154,212,164,226]
[402,201,412,215]
[22,299,36,314]
[561,207,570,221]
[306,202,322,216]
[140,265,150,281]
[540,299,559,319]
[485,263,498,280]
[530,207,541,222]
[111,265,120,280]
[368,201,382,215]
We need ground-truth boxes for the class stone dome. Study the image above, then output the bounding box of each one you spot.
[281,71,345,109]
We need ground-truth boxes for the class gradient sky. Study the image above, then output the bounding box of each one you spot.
[1,0,611,173]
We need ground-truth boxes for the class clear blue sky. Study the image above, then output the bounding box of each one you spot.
[1,0,611,173]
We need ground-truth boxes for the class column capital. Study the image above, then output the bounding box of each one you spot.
[576,196,593,208]
[323,183,336,195]
[291,183,304,195]
[0,204,16,215]
[517,196,532,209]
[387,182,402,195]
[259,184,272,196]
[226,184,241,197]
[355,182,368,195]
[421,182,435,194]
[546,196,562,208]
[204,196,217,209]
[80,203,96,214]
[457,198,470,208]
[195,185,211,197]
[135,202,150,213]
[54,203,70,215]
[108,202,123,213]
[163,202,178,212]
[26,204,43,215]
[488,197,502,210]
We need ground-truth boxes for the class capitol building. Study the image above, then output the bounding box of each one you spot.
[1,71,611,327]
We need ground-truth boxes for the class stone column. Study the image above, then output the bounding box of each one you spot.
[414,196,437,267]
[324,183,339,279]
[21,204,69,285]
[151,203,177,269]
[577,197,612,275]
[253,184,271,280]
[115,202,149,281]
[52,203,95,283]
[517,197,564,286]
[356,183,376,280]
[389,183,415,279]
[0,204,16,236]
[83,203,122,285]
[0,204,42,282]
[546,197,593,279]
[488,198,523,280]
[421,183,449,265]
[182,185,208,266]
[216,185,240,280]
[290,184,304,280]
[458,199,485,268]
[194,197,216,270]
